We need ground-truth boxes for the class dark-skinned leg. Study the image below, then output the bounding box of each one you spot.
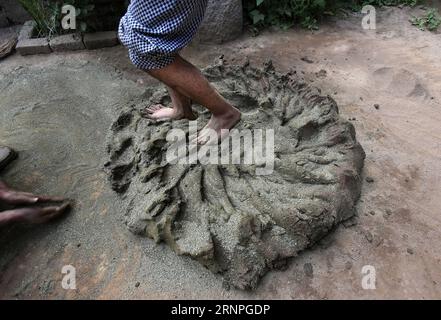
[146,55,241,143]
[141,85,197,121]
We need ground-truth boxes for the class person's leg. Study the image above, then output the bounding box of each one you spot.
[141,85,197,121]
[146,55,241,143]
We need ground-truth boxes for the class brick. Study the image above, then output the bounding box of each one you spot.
[49,33,85,52]
[83,31,119,50]
[16,38,51,56]
[18,20,36,41]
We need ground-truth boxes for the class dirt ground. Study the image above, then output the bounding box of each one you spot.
[0,6,440,299]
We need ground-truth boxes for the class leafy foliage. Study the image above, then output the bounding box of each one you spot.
[18,0,95,38]
[411,8,441,31]
[18,0,58,37]
[243,0,420,31]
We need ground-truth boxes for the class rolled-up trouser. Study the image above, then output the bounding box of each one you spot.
[119,0,208,70]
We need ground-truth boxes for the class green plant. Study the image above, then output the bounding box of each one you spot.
[243,0,420,31]
[411,8,441,31]
[18,0,58,37]
[244,0,327,31]
[18,0,95,38]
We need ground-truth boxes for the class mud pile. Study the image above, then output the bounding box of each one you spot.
[106,61,365,290]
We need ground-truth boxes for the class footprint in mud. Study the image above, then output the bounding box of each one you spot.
[372,67,430,99]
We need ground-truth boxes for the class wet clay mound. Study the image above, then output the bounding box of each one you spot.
[106,62,365,290]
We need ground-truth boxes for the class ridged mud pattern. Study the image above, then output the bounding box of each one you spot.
[106,62,365,290]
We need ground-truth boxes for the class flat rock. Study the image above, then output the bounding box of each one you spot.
[195,0,243,43]
[106,62,366,290]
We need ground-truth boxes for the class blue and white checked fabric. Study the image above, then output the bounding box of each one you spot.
[119,0,208,70]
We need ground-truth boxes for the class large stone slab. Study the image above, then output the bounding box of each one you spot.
[196,0,243,44]
[106,61,366,290]
[16,38,51,55]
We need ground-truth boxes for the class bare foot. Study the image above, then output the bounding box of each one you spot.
[141,86,198,121]
[141,103,197,121]
[195,107,242,145]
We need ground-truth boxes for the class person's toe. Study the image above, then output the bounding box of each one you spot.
[150,104,162,111]
[145,107,157,114]
[141,109,158,119]
[196,130,211,145]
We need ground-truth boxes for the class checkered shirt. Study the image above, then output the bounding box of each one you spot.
[119,0,208,70]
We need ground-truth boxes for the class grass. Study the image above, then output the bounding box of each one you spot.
[17,0,59,37]
[243,0,421,31]
[411,8,441,31]
[17,0,95,38]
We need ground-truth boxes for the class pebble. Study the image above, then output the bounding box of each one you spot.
[301,56,314,64]
[304,263,314,278]
[364,231,374,243]
[316,69,327,78]
[343,217,358,228]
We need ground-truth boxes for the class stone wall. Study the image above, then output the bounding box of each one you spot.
[2,0,243,43]
[90,0,243,42]
[196,0,243,44]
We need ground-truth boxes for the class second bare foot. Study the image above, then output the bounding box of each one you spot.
[196,107,242,145]
[141,104,197,121]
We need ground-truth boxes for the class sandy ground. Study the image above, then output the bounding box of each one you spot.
[0,6,440,299]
